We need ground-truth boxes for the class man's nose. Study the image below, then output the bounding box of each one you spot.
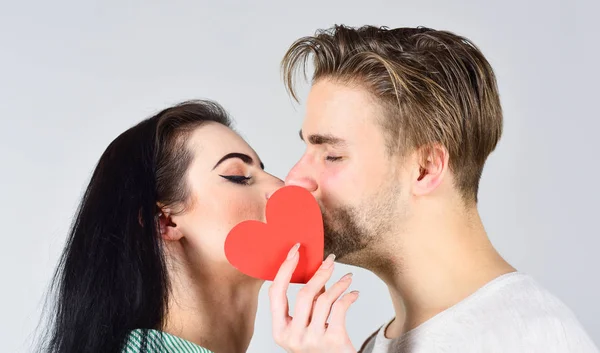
[285,162,318,192]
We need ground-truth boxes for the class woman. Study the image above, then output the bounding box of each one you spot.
[39,100,284,353]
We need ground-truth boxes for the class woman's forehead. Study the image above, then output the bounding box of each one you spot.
[187,123,258,164]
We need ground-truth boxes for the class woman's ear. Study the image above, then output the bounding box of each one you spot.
[156,204,183,241]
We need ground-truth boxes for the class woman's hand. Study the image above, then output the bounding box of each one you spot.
[269,243,359,353]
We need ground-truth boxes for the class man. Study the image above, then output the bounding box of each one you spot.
[269,25,598,352]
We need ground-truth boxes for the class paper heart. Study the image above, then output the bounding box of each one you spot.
[224,185,324,284]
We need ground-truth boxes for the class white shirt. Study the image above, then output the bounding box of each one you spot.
[360,272,598,353]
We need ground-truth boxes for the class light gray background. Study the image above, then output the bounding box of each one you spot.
[1,1,598,352]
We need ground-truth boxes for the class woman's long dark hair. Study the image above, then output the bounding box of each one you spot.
[38,100,232,353]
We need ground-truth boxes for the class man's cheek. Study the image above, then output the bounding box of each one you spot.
[321,167,364,203]
[319,167,346,195]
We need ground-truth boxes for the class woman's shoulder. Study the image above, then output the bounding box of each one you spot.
[122,329,213,353]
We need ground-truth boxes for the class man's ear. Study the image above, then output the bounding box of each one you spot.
[412,144,449,196]
[156,204,183,241]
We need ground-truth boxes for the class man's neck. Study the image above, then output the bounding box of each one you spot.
[371,203,515,339]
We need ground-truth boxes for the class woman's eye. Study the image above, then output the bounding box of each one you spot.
[325,156,342,162]
[220,175,251,185]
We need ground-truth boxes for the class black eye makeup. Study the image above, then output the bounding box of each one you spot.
[214,151,262,186]
[219,174,252,185]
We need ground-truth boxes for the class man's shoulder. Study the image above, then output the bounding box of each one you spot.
[458,273,598,351]
[477,272,578,320]
[474,314,598,353]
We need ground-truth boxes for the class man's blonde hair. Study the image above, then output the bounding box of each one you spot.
[281,25,503,202]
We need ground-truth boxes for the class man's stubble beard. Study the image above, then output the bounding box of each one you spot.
[320,181,404,268]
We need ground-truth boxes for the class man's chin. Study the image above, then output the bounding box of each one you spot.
[331,250,365,267]
[323,240,364,264]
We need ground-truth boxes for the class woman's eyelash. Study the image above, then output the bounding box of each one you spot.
[326,156,342,162]
[220,175,251,185]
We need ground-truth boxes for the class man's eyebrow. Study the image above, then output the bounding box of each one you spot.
[299,129,346,146]
[212,152,264,170]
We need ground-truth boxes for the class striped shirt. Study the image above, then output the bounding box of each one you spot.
[122,329,213,353]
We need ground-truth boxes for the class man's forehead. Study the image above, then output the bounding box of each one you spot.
[306,86,381,126]
[300,107,376,143]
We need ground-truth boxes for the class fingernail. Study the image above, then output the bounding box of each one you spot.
[341,273,353,281]
[351,290,360,297]
[287,243,300,260]
[321,254,336,269]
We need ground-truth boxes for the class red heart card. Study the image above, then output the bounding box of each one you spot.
[224,185,324,283]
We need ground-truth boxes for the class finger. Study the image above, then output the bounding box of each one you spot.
[269,243,301,333]
[291,254,337,331]
[307,285,326,323]
[327,290,359,334]
[310,273,353,331]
